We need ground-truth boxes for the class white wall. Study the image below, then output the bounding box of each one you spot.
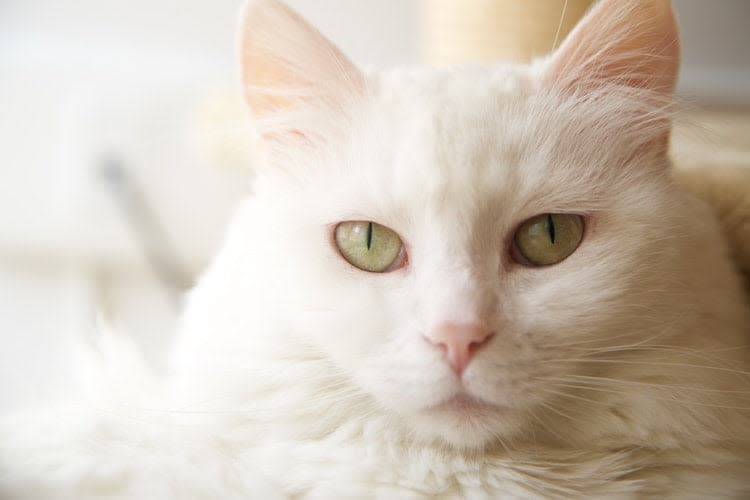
[676,0,750,105]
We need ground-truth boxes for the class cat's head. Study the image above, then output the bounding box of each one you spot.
[196,0,690,449]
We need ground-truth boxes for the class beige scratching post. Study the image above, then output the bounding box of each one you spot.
[425,0,593,64]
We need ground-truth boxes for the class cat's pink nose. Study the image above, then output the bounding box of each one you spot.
[425,322,493,375]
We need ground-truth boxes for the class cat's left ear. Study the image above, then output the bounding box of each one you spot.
[543,0,680,95]
[541,0,679,156]
[239,0,365,149]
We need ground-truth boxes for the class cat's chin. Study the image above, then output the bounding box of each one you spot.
[407,393,521,450]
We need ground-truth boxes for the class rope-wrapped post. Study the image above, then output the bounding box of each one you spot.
[425,0,594,64]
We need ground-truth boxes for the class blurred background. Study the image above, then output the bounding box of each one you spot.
[1,0,748,410]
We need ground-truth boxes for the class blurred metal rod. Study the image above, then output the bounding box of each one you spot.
[98,155,192,305]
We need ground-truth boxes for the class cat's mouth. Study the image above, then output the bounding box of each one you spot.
[429,392,503,415]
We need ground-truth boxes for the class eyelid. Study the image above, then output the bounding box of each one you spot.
[383,245,408,272]
[508,240,532,266]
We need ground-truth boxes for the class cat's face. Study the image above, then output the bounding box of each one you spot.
[244,70,678,448]
[215,0,683,449]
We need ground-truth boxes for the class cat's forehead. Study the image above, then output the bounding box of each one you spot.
[348,65,549,218]
[372,64,531,104]
[331,62,630,241]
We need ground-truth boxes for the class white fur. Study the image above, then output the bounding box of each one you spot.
[2,0,749,498]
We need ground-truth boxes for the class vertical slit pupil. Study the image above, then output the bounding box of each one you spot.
[547,214,556,244]
[366,222,373,250]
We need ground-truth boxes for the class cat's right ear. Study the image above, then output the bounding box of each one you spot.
[239,0,365,151]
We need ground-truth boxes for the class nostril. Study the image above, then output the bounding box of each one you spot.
[468,332,494,355]
[425,336,448,353]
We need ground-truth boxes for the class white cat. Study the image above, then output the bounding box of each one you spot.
[2,0,749,498]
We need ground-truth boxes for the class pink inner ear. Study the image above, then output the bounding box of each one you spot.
[544,0,680,96]
[239,0,364,120]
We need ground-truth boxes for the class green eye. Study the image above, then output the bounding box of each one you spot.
[334,221,404,273]
[513,213,584,266]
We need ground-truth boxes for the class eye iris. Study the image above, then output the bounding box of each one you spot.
[514,213,584,266]
[335,221,402,272]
